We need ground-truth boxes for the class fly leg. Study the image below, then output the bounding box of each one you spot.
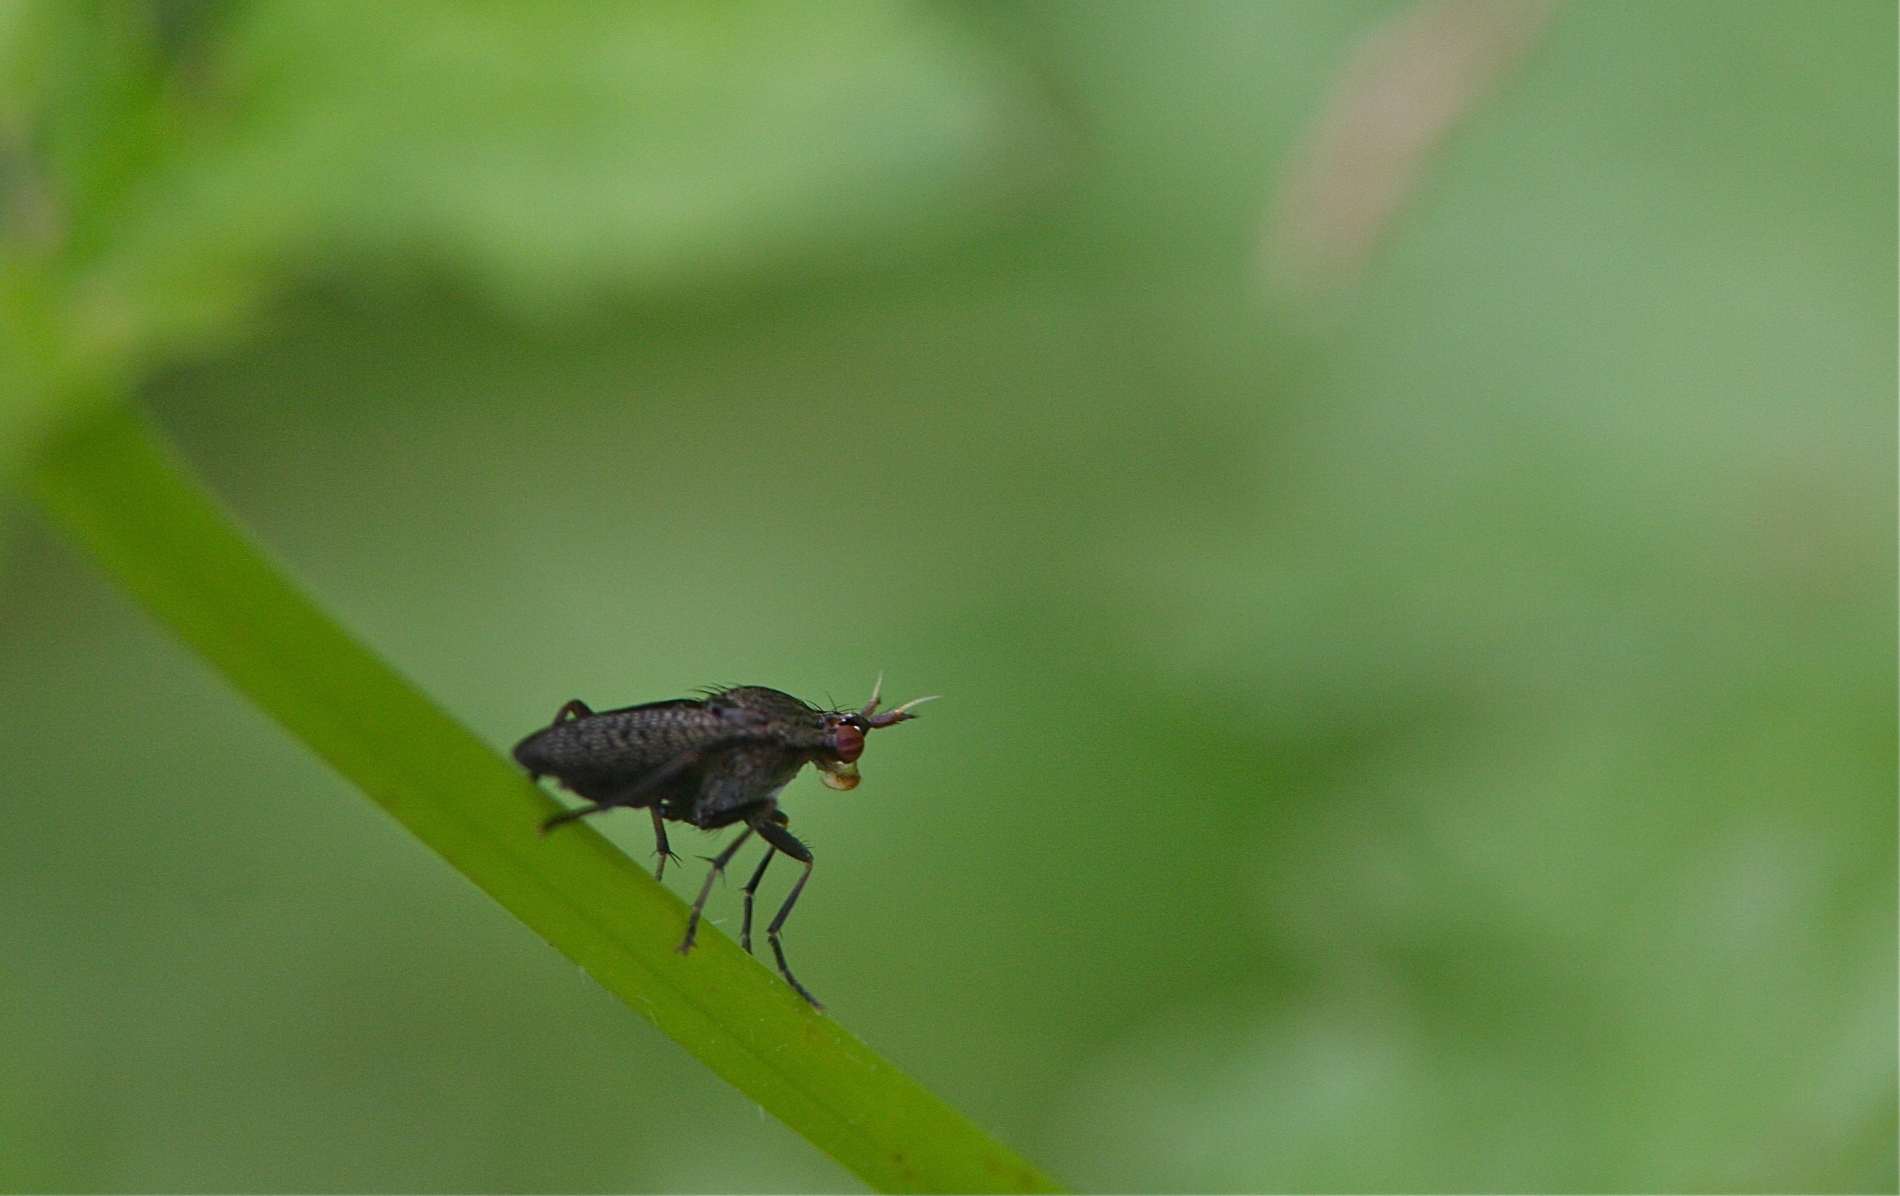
[738,843,778,954]
[755,813,820,1008]
[679,825,755,954]
[539,799,612,832]
[648,808,682,881]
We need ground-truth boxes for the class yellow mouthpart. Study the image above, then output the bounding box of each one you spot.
[819,761,860,790]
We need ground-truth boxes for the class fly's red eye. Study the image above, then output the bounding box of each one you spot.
[828,724,865,763]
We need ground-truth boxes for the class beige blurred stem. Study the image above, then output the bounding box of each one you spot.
[1260,0,1559,316]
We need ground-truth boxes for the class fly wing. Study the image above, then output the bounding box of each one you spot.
[515,698,733,793]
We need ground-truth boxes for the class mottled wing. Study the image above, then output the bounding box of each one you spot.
[514,698,736,801]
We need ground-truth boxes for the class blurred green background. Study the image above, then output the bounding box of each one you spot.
[1,1,1893,1191]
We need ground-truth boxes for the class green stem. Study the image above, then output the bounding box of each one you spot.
[28,401,1062,1196]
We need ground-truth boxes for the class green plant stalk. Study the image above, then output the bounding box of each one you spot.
[29,401,1062,1196]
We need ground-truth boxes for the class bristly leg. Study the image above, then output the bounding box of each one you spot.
[649,807,682,881]
[539,801,604,834]
[679,826,755,953]
[739,845,778,953]
[756,814,820,1008]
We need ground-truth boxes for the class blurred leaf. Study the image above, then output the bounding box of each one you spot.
[0,0,1054,481]
[93,0,1055,322]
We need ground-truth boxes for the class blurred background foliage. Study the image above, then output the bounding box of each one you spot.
[0,0,1893,1191]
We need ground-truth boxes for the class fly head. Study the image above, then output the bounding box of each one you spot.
[812,675,939,790]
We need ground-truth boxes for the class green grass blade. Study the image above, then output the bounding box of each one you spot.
[28,401,1063,1196]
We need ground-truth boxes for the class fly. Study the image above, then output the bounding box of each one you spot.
[514,678,934,1007]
